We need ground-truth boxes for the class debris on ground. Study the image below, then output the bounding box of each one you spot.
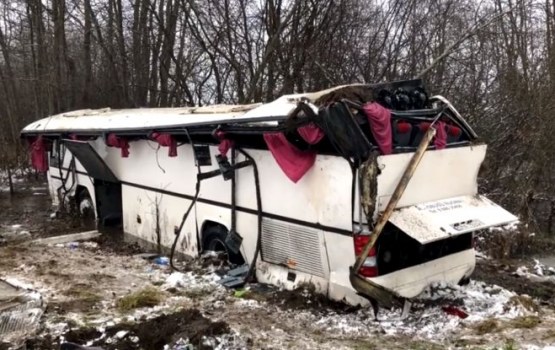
[0,278,45,349]
[3,180,555,349]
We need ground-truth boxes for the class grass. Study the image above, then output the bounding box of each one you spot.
[472,314,541,336]
[509,315,541,329]
[63,285,102,304]
[473,319,500,335]
[542,328,555,340]
[343,337,444,350]
[505,295,540,313]
[116,287,164,311]
[501,339,517,350]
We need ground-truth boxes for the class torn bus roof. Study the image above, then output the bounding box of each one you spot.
[20,103,284,135]
[388,195,519,244]
[19,80,447,136]
[19,86,335,135]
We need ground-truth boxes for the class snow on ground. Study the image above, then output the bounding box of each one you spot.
[296,280,534,341]
[515,259,555,283]
[2,241,555,349]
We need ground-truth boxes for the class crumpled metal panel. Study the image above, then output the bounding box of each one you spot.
[0,280,44,348]
[359,153,379,223]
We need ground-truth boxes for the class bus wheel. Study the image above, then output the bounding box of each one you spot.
[77,189,96,228]
[202,226,245,265]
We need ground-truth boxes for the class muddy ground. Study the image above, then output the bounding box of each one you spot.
[2,181,555,349]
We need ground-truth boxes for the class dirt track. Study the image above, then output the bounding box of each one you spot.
[2,182,555,349]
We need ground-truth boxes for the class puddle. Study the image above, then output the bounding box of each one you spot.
[0,180,94,244]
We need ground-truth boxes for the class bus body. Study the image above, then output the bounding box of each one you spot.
[21,81,517,306]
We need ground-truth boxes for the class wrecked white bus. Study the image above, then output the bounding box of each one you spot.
[20,79,517,307]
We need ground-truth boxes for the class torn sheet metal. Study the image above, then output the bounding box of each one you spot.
[0,279,44,348]
[217,264,250,288]
[359,153,379,223]
[389,195,518,244]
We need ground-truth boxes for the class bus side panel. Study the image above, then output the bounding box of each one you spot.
[233,149,354,292]
[121,184,200,257]
[106,141,222,256]
[234,150,353,230]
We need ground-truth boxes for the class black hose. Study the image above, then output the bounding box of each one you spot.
[170,128,202,272]
[236,149,262,283]
[56,141,76,208]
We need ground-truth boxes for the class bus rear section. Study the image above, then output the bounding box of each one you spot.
[349,144,517,304]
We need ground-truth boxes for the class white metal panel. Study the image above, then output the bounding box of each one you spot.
[235,150,353,230]
[369,249,475,298]
[256,261,329,297]
[375,145,487,215]
[389,195,518,244]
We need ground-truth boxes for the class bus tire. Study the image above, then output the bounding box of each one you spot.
[76,189,96,227]
[202,226,245,265]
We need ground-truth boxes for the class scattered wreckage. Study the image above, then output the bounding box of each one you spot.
[20,79,517,308]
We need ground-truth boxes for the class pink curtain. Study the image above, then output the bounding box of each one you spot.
[30,136,48,173]
[297,123,325,144]
[419,122,448,150]
[362,102,392,155]
[434,121,447,150]
[106,133,130,157]
[151,132,177,157]
[215,131,234,159]
[263,123,324,183]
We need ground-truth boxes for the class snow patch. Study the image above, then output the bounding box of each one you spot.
[312,280,533,340]
[163,271,221,291]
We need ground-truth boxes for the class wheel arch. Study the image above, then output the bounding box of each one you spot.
[200,219,229,242]
[199,219,245,264]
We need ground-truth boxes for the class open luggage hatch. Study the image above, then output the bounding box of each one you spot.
[389,195,518,244]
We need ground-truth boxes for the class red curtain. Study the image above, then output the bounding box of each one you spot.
[151,132,177,157]
[434,121,447,150]
[214,131,234,159]
[263,123,324,183]
[29,136,48,173]
[106,133,130,157]
[362,102,393,155]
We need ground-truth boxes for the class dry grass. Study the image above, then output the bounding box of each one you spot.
[476,224,555,259]
[505,295,540,313]
[116,287,164,311]
[541,328,555,340]
[472,315,541,336]
[63,285,102,304]
[473,319,500,335]
[509,315,541,329]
